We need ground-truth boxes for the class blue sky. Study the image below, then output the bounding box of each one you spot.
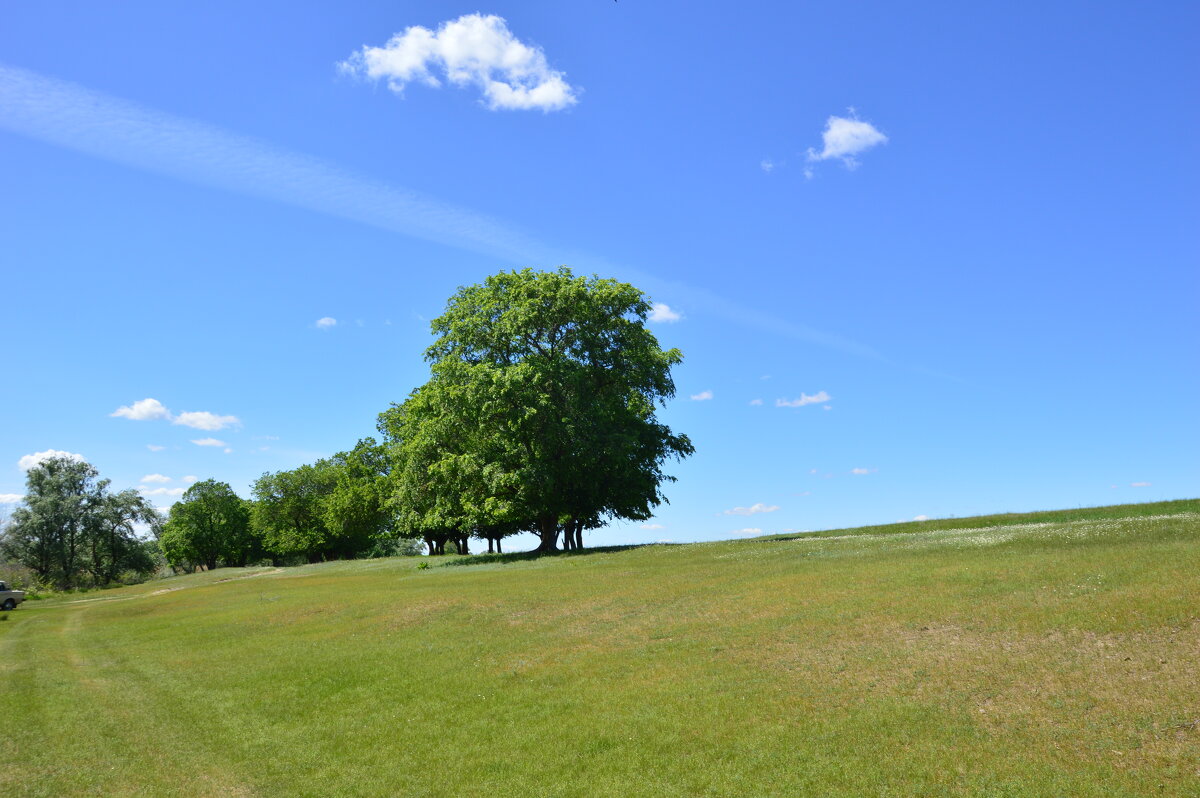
[2,1,1196,548]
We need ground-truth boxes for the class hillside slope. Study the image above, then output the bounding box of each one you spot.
[2,501,1198,797]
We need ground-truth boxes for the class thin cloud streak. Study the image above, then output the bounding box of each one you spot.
[0,63,880,360]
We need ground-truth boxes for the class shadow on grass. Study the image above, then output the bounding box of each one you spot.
[437,543,667,568]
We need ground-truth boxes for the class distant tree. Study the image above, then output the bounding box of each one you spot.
[83,489,161,585]
[393,267,693,552]
[252,464,334,563]
[0,457,158,589]
[322,438,393,558]
[162,480,255,570]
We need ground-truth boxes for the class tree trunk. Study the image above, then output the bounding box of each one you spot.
[536,517,559,552]
[496,538,503,554]
[574,521,584,550]
[487,538,494,554]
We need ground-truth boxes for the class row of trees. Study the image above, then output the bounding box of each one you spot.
[2,268,695,581]
[167,268,694,560]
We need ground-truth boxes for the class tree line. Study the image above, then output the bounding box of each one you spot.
[0,268,692,585]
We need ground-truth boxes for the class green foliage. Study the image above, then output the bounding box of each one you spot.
[161,480,257,571]
[252,439,392,562]
[0,457,160,589]
[382,267,693,552]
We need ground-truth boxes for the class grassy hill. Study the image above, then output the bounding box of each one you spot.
[2,500,1197,797]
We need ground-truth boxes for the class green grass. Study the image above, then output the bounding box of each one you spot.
[2,501,1197,796]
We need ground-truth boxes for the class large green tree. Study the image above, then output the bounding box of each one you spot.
[386,267,693,552]
[161,480,256,571]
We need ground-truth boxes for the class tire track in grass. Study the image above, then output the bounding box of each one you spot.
[45,602,259,797]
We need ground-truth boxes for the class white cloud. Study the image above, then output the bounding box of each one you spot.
[648,303,682,323]
[110,397,170,421]
[146,444,166,452]
[640,523,665,530]
[776,391,831,408]
[139,486,185,497]
[850,467,876,475]
[172,411,239,431]
[182,475,198,484]
[760,159,776,173]
[724,503,780,516]
[690,390,714,401]
[18,449,85,471]
[807,111,888,169]
[340,14,579,112]
[190,438,226,447]
[913,515,929,521]
[732,528,763,536]
[749,398,763,406]
[140,474,171,484]
[223,448,233,454]
[0,493,23,504]
[1131,481,1151,487]
[316,317,337,329]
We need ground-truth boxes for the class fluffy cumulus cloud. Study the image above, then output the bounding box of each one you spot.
[140,474,171,484]
[190,438,227,447]
[111,398,239,431]
[18,449,85,471]
[690,390,714,401]
[110,397,170,421]
[340,14,578,112]
[913,515,929,521]
[0,493,23,504]
[182,475,198,484]
[724,503,780,516]
[648,303,682,323]
[776,391,831,408]
[316,317,337,329]
[807,112,887,170]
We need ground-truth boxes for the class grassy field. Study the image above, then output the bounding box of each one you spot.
[2,500,1197,797]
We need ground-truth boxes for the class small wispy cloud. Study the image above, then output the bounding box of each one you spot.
[640,523,665,530]
[724,503,780,516]
[913,515,929,521]
[850,467,876,475]
[146,444,166,452]
[182,475,198,484]
[140,474,171,484]
[776,391,831,408]
[807,110,888,170]
[732,527,763,536]
[339,14,578,112]
[173,411,239,431]
[1130,481,1151,487]
[749,398,763,406]
[190,438,226,448]
[18,449,85,471]
[648,303,682,323]
[690,390,714,401]
[760,159,777,173]
[316,317,337,329]
[139,486,185,497]
[0,493,23,504]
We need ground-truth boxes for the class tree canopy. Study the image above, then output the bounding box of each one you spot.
[382,267,693,552]
[161,479,256,571]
